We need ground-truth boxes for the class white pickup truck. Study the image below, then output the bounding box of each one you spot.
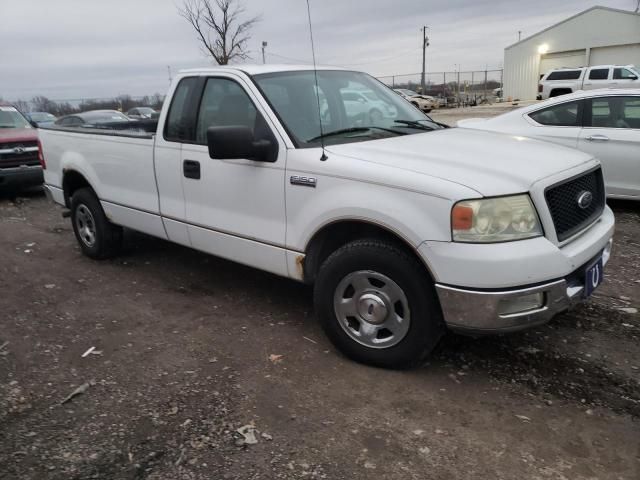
[40,65,614,368]
[538,64,640,100]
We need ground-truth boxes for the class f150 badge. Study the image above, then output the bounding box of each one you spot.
[290,175,317,188]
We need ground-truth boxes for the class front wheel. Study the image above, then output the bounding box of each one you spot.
[70,187,122,259]
[314,239,445,368]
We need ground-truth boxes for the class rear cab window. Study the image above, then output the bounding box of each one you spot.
[164,77,199,142]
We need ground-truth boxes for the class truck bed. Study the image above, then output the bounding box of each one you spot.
[39,123,164,239]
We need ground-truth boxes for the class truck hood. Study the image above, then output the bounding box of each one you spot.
[326,128,593,197]
[0,127,38,143]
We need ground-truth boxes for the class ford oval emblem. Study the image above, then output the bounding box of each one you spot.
[577,191,593,209]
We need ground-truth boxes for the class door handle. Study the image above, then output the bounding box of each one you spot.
[586,135,609,142]
[183,160,201,179]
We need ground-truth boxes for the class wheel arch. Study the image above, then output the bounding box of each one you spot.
[302,219,436,285]
[62,169,93,208]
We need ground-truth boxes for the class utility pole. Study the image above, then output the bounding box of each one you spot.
[518,30,522,41]
[261,41,268,64]
[421,26,429,94]
[167,66,172,86]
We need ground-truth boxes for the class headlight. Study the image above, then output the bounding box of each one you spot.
[452,194,543,243]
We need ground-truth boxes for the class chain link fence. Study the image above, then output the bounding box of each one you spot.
[377,69,504,107]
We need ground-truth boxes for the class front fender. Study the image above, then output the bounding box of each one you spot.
[286,174,454,252]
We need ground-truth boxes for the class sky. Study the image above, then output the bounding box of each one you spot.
[0,0,637,101]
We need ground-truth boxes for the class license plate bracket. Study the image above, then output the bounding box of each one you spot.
[584,256,603,298]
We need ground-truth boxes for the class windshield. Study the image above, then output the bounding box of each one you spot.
[253,70,442,147]
[0,107,32,129]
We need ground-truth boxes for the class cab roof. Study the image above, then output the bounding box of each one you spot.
[179,64,348,76]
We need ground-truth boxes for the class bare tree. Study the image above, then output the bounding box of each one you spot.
[178,0,260,65]
[31,96,58,113]
[13,99,30,113]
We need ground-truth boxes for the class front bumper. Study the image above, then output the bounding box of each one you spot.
[0,165,43,189]
[436,238,613,334]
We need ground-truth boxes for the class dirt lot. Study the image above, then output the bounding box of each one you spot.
[1,135,639,478]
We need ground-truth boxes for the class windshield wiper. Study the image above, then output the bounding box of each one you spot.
[306,126,404,143]
[392,120,437,131]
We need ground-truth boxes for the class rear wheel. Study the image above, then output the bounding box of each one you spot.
[314,239,445,368]
[70,187,122,259]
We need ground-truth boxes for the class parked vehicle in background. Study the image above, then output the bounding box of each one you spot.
[40,65,614,368]
[458,89,640,199]
[54,110,134,128]
[0,104,42,190]
[127,107,158,119]
[25,112,57,127]
[394,89,436,112]
[339,89,397,122]
[538,65,640,100]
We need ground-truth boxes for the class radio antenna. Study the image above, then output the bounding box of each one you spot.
[305,0,327,161]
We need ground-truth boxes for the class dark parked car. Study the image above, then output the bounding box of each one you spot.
[26,111,57,127]
[126,107,158,119]
[0,104,42,190]
[54,110,133,128]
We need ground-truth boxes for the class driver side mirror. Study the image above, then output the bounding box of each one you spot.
[207,126,276,163]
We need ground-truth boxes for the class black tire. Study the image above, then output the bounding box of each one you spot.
[314,239,445,369]
[70,187,122,259]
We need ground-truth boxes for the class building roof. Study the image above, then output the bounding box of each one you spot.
[505,5,640,50]
[179,64,348,76]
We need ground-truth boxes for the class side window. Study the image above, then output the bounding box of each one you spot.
[195,78,258,144]
[529,101,581,126]
[588,68,609,80]
[589,96,640,129]
[165,77,198,142]
[547,70,582,81]
[613,68,638,80]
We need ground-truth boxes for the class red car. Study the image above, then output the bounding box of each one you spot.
[0,104,43,190]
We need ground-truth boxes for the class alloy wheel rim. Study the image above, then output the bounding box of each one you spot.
[75,204,97,247]
[333,270,411,349]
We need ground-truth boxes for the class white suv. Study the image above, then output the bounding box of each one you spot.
[538,65,640,100]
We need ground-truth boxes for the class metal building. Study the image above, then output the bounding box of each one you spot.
[503,6,640,101]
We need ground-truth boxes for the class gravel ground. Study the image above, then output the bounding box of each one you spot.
[1,119,639,478]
